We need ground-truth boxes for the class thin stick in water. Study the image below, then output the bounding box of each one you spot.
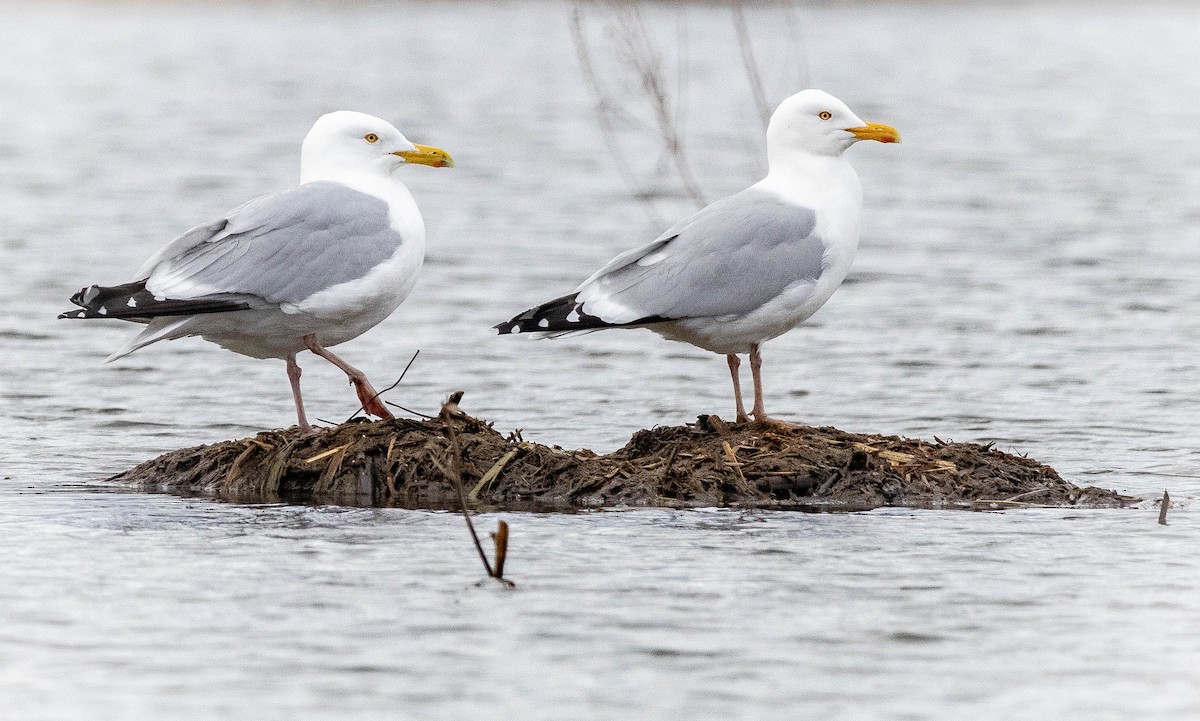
[440,394,494,578]
[1159,489,1170,526]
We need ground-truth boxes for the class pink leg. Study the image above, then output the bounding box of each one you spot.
[286,353,312,432]
[727,354,750,423]
[750,343,769,422]
[302,335,395,420]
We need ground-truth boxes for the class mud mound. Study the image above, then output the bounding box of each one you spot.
[110,411,1132,510]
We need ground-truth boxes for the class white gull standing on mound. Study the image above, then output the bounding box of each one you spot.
[496,89,898,423]
[60,111,453,432]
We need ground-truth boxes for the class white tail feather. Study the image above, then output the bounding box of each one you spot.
[104,316,195,363]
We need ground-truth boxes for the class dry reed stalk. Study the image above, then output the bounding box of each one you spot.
[852,442,957,473]
[314,443,351,496]
[722,440,747,486]
[224,442,260,489]
[261,440,297,498]
[1001,488,1053,503]
[304,444,351,464]
[469,449,519,501]
[491,521,510,579]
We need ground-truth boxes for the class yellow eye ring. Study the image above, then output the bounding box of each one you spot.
[818,111,832,121]
[364,133,379,143]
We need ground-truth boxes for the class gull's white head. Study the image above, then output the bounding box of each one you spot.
[766,89,899,161]
[300,110,453,182]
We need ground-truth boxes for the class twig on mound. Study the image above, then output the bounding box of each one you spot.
[1159,489,1170,526]
[1001,487,1053,503]
[440,393,515,587]
[385,403,435,419]
[344,350,421,423]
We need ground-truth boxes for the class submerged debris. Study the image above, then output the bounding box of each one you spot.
[109,410,1133,510]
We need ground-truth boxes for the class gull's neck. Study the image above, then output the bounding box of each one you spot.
[756,150,860,208]
[299,155,424,240]
[300,157,404,201]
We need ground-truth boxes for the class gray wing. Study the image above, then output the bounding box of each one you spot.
[142,181,405,304]
[575,188,823,322]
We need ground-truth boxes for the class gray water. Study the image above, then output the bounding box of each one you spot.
[1,1,1198,718]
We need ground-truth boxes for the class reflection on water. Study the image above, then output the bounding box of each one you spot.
[1,1,1199,718]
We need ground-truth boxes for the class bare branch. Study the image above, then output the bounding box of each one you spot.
[731,0,771,131]
[570,0,809,211]
[571,6,664,224]
[572,1,707,210]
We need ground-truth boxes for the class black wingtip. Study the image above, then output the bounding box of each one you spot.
[61,279,251,321]
[497,292,672,335]
[496,293,626,334]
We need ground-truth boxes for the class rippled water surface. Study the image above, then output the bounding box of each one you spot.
[1,1,1199,718]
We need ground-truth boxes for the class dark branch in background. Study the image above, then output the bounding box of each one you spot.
[440,392,515,587]
[614,2,709,208]
[570,0,806,213]
[778,0,811,91]
[731,0,771,131]
[571,6,664,225]
[572,0,707,211]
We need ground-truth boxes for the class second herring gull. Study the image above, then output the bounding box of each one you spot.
[60,111,453,432]
[496,89,898,423]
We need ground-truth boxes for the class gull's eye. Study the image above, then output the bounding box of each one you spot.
[364,133,379,143]
[818,111,832,121]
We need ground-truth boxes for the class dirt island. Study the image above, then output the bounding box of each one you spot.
[109,400,1132,511]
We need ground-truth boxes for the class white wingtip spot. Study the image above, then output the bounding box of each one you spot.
[97,307,107,315]
[511,325,521,334]
[566,309,580,323]
[153,295,166,302]
[126,298,137,307]
[538,318,549,329]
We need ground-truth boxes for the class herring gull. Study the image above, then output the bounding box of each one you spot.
[495,89,898,423]
[60,111,453,431]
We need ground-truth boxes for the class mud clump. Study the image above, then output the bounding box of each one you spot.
[109,412,1133,510]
